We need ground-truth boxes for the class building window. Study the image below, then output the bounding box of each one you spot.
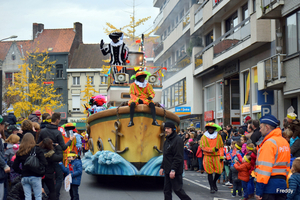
[205,84,215,111]
[72,95,80,111]
[242,3,249,24]
[251,67,261,113]
[5,72,12,84]
[100,76,108,84]
[179,10,184,20]
[56,64,63,78]
[253,0,256,12]
[73,77,80,85]
[286,12,300,55]
[243,70,250,105]
[216,81,223,112]
[162,78,186,109]
[205,31,213,46]
[11,53,16,60]
[226,12,238,32]
[231,79,240,110]
[87,76,94,85]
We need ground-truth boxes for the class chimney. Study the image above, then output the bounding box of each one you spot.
[33,23,38,40]
[74,22,83,44]
[38,23,44,33]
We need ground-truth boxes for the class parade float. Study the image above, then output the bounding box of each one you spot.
[82,34,180,177]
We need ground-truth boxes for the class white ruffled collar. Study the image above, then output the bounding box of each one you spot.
[135,80,148,88]
[204,131,218,139]
[110,40,123,47]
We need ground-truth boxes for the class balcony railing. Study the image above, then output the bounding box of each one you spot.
[264,54,286,81]
[263,0,282,8]
[153,10,164,28]
[194,6,203,25]
[154,42,164,57]
[182,12,190,29]
[163,54,191,81]
[214,17,251,57]
[194,53,203,69]
[213,0,224,8]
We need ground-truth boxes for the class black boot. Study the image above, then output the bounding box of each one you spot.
[128,102,135,127]
[149,103,160,126]
[208,174,215,194]
[213,173,221,192]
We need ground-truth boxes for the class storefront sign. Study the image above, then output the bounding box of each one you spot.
[224,63,239,78]
[231,110,240,118]
[175,107,191,115]
[216,110,223,118]
[204,110,214,121]
[68,118,86,123]
[242,105,250,113]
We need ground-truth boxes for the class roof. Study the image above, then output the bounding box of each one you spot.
[0,41,13,61]
[15,40,33,57]
[69,44,109,69]
[32,29,76,53]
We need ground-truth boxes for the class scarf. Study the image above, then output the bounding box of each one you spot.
[135,80,148,88]
[204,131,218,139]
[290,136,299,147]
[110,40,123,47]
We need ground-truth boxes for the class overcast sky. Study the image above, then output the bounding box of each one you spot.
[0,0,159,43]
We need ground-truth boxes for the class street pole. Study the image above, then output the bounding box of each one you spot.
[0,35,18,114]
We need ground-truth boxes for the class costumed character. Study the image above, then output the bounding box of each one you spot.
[86,95,107,115]
[81,131,89,153]
[100,32,129,78]
[199,122,224,194]
[59,123,78,166]
[127,71,160,127]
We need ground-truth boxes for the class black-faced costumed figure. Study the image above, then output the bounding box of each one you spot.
[100,32,129,77]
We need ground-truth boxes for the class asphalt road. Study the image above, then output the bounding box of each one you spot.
[59,170,234,200]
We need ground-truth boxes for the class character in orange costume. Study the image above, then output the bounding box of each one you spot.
[128,71,160,127]
[200,122,224,194]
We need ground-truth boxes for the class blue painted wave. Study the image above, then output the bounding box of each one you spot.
[139,155,163,176]
[82,150,138,176]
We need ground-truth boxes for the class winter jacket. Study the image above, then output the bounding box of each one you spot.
[28,114,39,123]
[38,124,72,151]
[291,138,300,158]
[7,113,17,125]
[183,145,191,160]
[12,146,48,177]
[230,150,243,167]
[231,135,241,142]
[40,121,50,129]
[191,143,199,158]
[234,162,251,182]
[287,173,300,200]
[7,176,25,200]
[22,130,36,139]
[41,145,63,179]
[230,165,239,181]
[0,139,9,183]
[160,131,184,175]
[60,159,82,185]
[250,128,261,146]
[4,143,15,166]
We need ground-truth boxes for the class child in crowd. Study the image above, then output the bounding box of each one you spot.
[230,141,243,197]
[183,139,193,170]
[225,141,237,186]
[287,157,300,200]
[240,135,248,155]
[246,143,257,198]
[75,133,83,156]
[59,151,82,200]
[5,135,20,184]
[234,154,252,200]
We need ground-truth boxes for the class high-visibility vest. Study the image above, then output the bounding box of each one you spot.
[255,128,290,184]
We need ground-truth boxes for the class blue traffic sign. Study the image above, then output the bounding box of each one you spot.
[261,105,272,116]
[195,122,201,128]
[258,90,274,105]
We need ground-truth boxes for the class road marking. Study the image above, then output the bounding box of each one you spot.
[183,178,210,190]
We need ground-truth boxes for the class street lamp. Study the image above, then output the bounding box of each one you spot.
[0,35,18,114]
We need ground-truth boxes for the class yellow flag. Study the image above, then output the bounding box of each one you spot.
[244,72,250,105]
[134,67,140,71]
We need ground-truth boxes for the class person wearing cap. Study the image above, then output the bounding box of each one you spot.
[0,115,10,200]
[199,122,224,194]
[159,121,191,200]
[127,71,160,127]
[6,108,17,125]
[100,32,129,76]
[255,114,290,200]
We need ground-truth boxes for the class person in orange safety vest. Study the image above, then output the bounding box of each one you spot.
[255,114,290,200]
[127,71,160,127]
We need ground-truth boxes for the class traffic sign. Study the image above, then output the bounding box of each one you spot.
[258,90,274,105]
[261,105,271,116]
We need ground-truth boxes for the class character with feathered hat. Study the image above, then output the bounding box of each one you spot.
[127,71,160,127]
